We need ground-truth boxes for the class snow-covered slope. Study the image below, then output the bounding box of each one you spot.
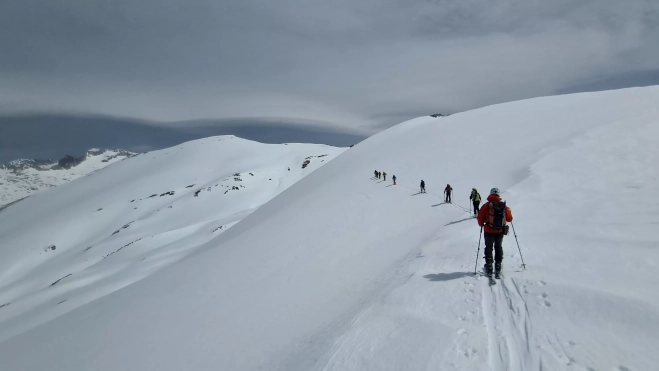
[0,149,135,208]
[2,87,659,371]
[0,136,344,342]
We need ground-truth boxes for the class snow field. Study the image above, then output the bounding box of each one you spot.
[1,87,659,370]
[0,136,344,341]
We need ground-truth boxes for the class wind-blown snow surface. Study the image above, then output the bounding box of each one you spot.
[0,136,343,342]
[0,149,134,208]
[2,87,659,371]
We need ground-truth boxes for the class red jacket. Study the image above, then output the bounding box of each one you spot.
[477,194,513,234]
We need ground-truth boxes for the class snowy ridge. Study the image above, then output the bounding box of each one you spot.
[1,87,659,370]
[0,136,345,341]
[0,148,136,207]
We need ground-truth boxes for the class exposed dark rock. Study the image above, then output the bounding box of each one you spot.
[111,221,134,236]
[159,191,175,197]
[302,154,330,169]
[186,184,195,188]
[104,238,143,259]
[50,274,72,286]
[0,302,11,309]
[57,155,84,169]
[97,208,103,211]
[58,300,67,305]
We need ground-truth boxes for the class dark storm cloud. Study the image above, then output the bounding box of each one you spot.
[556,69,659,94]
[0,114,366,164]
[1,0,658,132]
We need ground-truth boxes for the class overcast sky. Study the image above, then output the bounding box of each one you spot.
[1,0,658,134]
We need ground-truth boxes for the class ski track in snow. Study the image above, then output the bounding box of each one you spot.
[481,275,535,371]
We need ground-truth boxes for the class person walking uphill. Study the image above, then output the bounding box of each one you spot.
[470,188,481,216]
[420,180,426,193]
[392,175,397,185]
[383,172,387,181]
[444,184,452,203]
[477,188,513,276]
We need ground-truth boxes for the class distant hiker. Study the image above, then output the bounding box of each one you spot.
[444,184,453,203]
[469,188,481,216]
[392,175,397,185]
[420,180,426,193]
[378,171,382,179]
[383,172,387,181]
[288,167,290,171]
[477,188,513,276]
[374,170,378,178]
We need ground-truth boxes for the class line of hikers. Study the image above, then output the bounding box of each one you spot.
[418,181,454,203]
[374,170,395,184]
[370,172,514,276]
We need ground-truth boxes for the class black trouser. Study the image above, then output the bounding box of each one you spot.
[484,232,504,265]
[421,186,425,193]
[445,192,451,203]
[473,201,480,216]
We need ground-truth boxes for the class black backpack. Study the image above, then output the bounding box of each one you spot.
[487,201,507,230]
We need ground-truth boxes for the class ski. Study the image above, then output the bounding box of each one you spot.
[479,270,497,285]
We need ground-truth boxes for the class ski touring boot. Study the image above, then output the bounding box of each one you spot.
[494,262,502,279]
[484,261,496,286]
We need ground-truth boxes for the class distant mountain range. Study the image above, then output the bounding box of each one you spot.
[0,149,136,208]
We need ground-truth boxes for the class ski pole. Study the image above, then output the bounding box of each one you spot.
[511,222,526,270]
[474,226,483,274]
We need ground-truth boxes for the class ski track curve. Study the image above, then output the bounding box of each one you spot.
[481,274,539,371]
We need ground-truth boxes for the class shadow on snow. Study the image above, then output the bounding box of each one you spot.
[423,272,473,282]
[444,217,475,226]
